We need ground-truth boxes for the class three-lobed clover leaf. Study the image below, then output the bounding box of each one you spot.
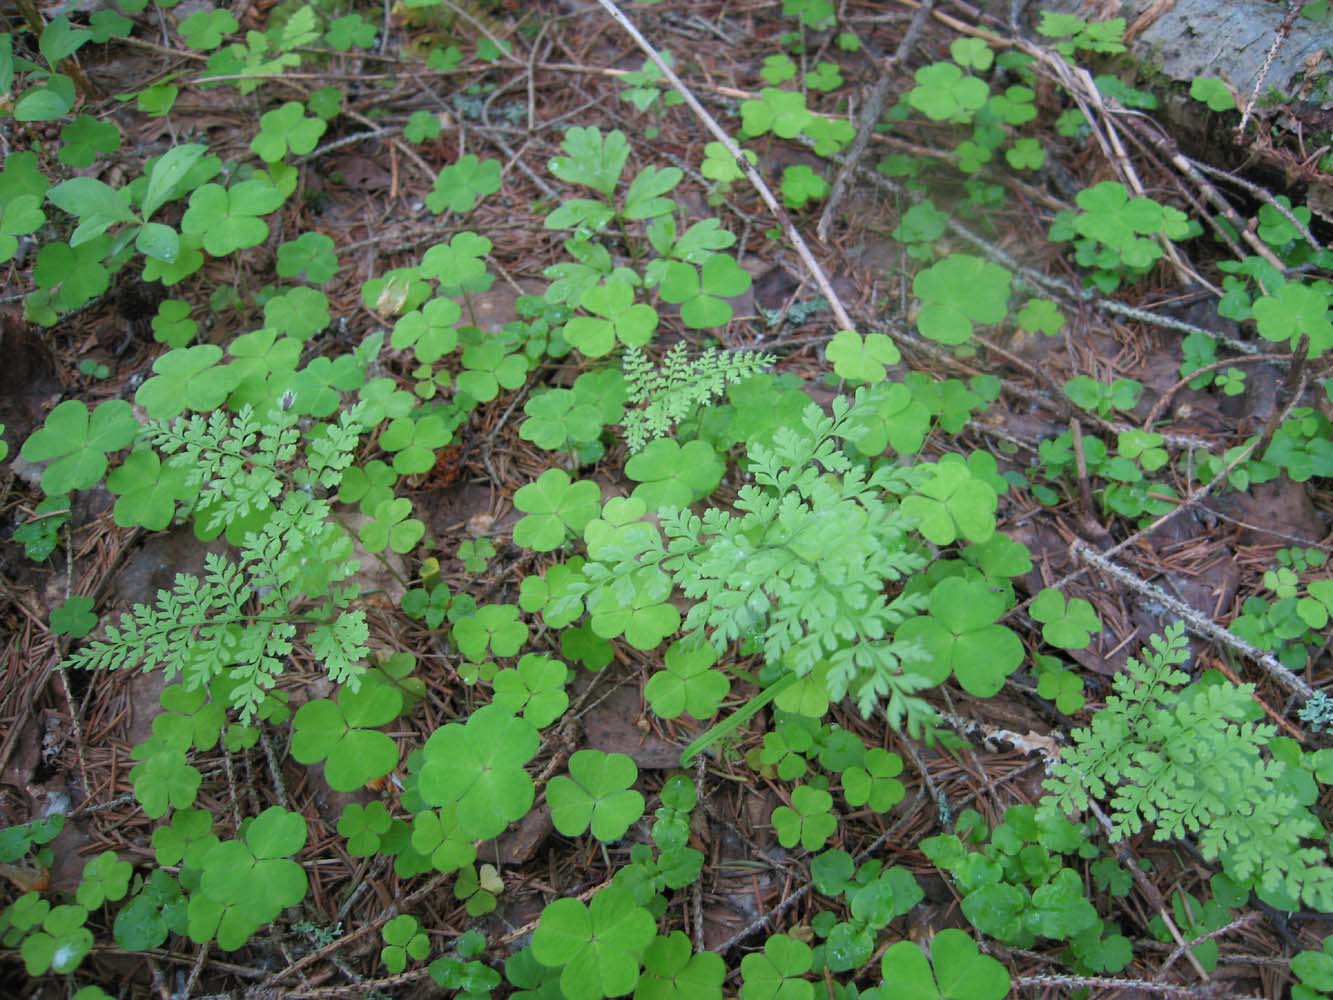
[548,749,645,842]
[457,340,528,401]
[130,745,201,819]
[1253,282,1332,357]
[178,8,237,49]
[740,88,813,139]
[106,448,192,529]
[779,165,830,210]
[876,930,1010,1000]
[644,639,729,721]
[520,388,605,452]
[458,537,496,573]
[57,115,120,168]
[411,805,476,873]
[188,807,308,951]
[263,286,330,340]
[338,801,393,857]
[250,101,327,163]
[427,154,503,214]
[112,868,186,951]
[453,603,529,660]
[391,296,461,363]
[1029,588,1102,650]
[404,109,443,142]
[290,679,403,792]
[826,330,901,383]
[20,903,92,975]
[913,254,1012,345]
[1062,375,1142,416]
[761,54,798,84]
[550,126,631,198]
[901,461,998,545]
[1015,298,1064,335]
[771,786,836,852]
[325,12,377,50]
[587,566,681,651]
[637,931,726,1000]
[950,38,994,71]
[152,299,197,347]
[379,414,453,475]
[908,62,990,122]
[418,704,539,839]
[135,345,240,420]
[895,577,1023,697]
[625,438,723,511]
[565,278,658,357]
[381,914,430,973]
[657,253,752,329]
[180,178,285,256]
[76,851,132,909]
[1035,657,1085,714]
[455,862,504,916]
[491,654,569,728]
[0,193,45,264]
[841,748,906,813]
[20,399,139,495]
[739,934,814,1000]
[359,497,425,554]
[1189,76,1235,112]
[151,808,218,868]
[514,469,602,552]
[50,595,97,638]
[701,141,757,187]
[276,231,339,284]
[531,887,656,1000]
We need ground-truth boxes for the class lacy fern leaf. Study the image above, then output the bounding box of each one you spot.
[1044,623,1333,909]
[63,404,370,720]
[622,343,773,451]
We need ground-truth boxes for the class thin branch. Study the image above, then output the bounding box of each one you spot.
[816,0,935,241]
[1073,541,1314,701]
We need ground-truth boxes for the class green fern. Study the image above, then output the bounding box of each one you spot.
[587,393,935,731]
[621,343,773,451]
[62,405,369,720]
[1043,623,1333,909]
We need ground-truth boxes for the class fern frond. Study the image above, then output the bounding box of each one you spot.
[621,344,773,451]
[1045,622,1333,909]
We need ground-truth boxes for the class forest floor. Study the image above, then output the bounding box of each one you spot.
[1,0,1331,998]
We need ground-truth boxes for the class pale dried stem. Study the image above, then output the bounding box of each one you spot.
[591,0,857,334]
